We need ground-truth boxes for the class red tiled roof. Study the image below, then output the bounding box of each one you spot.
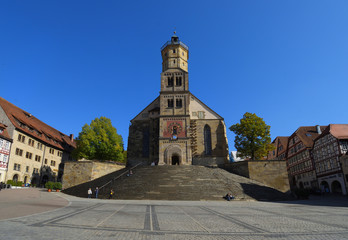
[0,97,75,151]
[0,123,12,142]
[330,124,348,139]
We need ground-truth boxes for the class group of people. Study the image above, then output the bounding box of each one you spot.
[87,187,115,199]
[224,192,234,201]
[87,187,99,199]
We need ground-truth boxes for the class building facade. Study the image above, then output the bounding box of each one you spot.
[312,124,348,195]
[267,136,288,160]
[127,34,229,166]
[286,126,326,190]
[0,123,12,183]
[0,97,76,186]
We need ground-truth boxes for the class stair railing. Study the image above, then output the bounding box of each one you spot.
[99,162,143,195]
[213,170,246,200]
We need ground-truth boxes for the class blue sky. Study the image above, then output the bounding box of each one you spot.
[1,1,347,150]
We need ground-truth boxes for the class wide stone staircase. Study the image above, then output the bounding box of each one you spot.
[63,165,292,201]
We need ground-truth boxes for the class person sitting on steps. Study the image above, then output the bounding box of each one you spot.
[224,193,234,201]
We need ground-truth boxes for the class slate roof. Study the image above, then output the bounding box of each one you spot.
[0,97,75,151]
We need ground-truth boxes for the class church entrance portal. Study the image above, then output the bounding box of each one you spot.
[172,155,180,165]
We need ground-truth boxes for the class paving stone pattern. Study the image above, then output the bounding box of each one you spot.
[64,165,292,201]
[1,193,348,240]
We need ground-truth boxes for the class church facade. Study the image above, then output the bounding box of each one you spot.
[127,34,229,166]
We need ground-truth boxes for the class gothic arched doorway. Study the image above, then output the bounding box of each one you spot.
[172,154,180,165]
[42,175,49,186]
[13,174,19,183]
[320,181,330,193]
[164,145,182,165]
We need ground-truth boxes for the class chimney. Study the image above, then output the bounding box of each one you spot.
[316,125,321,134]
[69,134,74,142]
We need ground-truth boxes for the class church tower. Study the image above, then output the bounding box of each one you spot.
[127,34,229,167]
[158,34,192,165]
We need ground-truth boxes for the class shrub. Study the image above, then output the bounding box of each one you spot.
[53,182,62,190]
[45,181,54,189]
[6,180,23,186]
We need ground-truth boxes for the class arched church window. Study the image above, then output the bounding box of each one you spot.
[204,125,212,155]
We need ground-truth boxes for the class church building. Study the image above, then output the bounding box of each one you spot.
[127,34,229,166]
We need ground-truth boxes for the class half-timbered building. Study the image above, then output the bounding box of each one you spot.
[0,123,12,183]
[312,124,348,195]
[286,125,326,190]
[267,136,289,160]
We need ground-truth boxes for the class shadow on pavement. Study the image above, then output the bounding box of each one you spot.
[240,183,294,201]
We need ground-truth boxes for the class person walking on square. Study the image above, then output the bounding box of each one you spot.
[109,189,114,199]
[95,187,99,199]
[88,188,92,198]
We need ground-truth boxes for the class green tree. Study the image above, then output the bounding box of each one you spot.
[229,112,274,160]
[73,117,125,162]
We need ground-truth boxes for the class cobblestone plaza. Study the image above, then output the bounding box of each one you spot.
[0,189,348,239]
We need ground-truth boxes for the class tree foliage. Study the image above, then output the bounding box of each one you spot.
[72,117,125,162]
[229,112,274,160]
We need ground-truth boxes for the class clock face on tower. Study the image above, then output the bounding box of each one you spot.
[167,122,183,135]
[164,121,185,138]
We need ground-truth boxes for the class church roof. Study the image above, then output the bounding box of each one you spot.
[190,93,224,120]
[130,96,160,122]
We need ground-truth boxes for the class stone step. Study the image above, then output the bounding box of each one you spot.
[63,165,292,201]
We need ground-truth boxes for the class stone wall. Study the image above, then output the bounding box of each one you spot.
[223,160,290,193]
[127,118,159,166]
[62,160,125,189]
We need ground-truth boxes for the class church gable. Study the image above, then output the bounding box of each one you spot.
[189,94,222,120]
[131,97,160,121]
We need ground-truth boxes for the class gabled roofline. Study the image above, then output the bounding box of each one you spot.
[190,93,224,120]
[130,96,160,122]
